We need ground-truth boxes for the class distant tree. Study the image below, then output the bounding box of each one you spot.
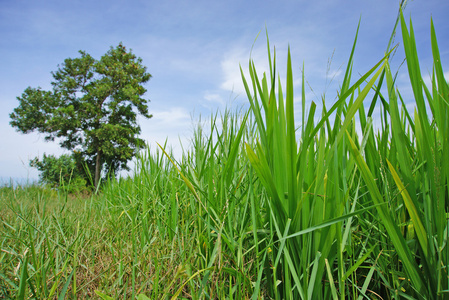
[10,43,152,188]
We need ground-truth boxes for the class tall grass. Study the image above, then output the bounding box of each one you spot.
[1,9,447,300]
[242,27,388,298]
[239,11,448,299]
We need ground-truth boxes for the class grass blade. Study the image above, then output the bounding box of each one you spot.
[346,131,427,296]
[16,255,28,300]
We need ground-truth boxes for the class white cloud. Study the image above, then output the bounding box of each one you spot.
[203,92,225,106]
[220,44,272,95]
[0,127,66,180]
[326,69,343,81]
[151,106,191,126]
[138,106,195,161]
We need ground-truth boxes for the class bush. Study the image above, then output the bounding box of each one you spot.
[30,153,90,193]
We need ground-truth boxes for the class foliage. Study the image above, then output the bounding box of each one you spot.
[10,43,152,188]
[29,153,89,194]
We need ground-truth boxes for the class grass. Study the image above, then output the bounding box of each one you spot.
[1,7,448,300]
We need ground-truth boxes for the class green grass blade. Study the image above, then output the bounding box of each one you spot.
[342,245,375,282]
[157,142,200,202]
[356,266,376,300]
[282,203,385,241]
[307,251,322,300]
[325,258,338,300]
[16,255,28,300]
[57,267,75,300]
[224,111,249,184]
[285,47,298,215]
[340,17,360,95]
[308,48,394,140]
[171,267,214,300]
[386,159,428,259]
[346,131,427,296]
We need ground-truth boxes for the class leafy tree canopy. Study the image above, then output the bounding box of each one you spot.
[10,43,152,187]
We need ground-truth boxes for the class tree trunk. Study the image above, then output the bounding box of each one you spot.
[95,149,101,189]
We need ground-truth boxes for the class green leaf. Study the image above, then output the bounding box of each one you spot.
[137,294,152,300]
[94,290,115,300]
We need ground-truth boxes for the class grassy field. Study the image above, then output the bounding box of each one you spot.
[1,10,448,299]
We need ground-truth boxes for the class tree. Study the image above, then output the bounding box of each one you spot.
[10,43,152,188]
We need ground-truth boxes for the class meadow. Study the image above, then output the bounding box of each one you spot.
[1,11,448,299]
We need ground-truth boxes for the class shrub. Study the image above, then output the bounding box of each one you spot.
[30,153,89,193]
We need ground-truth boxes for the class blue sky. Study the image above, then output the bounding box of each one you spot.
[1,0,448,182]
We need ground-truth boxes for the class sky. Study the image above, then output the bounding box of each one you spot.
[1,0,448,183]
